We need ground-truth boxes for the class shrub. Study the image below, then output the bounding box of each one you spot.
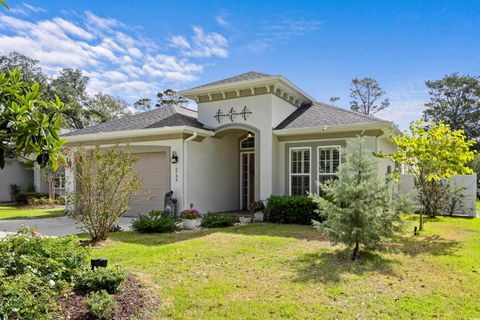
[76,268,126,294]
[265,195,319,225]
[132,210,179,233]
[201,212,238,228]
[0,269,60,320]
[70,147,141,241]
[179,208,201,220]
[0,227,88,283]
[0,227,88,319]
[14,192,49,204]
[248,200,265,214]
[85,290,117,320]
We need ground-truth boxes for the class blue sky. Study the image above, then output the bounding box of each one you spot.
[1,0,479,129]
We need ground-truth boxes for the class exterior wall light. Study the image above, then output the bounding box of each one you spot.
[247,132,254,138]
[171,151,179,164]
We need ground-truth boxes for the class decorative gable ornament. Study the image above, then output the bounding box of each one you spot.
[213,106,252,123]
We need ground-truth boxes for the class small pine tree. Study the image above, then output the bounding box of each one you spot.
[311,137,407,260]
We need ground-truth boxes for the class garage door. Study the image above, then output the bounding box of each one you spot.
[127,152,170,216]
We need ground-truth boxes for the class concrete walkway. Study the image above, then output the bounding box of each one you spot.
[0,216,135,237]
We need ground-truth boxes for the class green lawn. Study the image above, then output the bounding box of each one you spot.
[92,217,480,319]
[0,205,65,220]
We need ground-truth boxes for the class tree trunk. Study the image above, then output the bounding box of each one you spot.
[419,212,424,230]
[352,241,359,261]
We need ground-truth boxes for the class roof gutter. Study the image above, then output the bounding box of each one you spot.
[63,126,214,144]
[273,122,395,136]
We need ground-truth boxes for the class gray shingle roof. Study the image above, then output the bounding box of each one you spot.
[275,102,390,130]
[63,105,205,137]
[189,71,272,90]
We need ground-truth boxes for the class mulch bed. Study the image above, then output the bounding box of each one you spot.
[59,274,154,320]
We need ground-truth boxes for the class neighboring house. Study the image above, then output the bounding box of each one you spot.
[0,158,33,202]
[61,71,399,215]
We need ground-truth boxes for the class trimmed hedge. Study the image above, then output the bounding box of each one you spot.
[265,195,320,225]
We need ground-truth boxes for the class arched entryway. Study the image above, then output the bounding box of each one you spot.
[215,124,260,211]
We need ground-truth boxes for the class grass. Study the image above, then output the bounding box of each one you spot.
[92,216,480,319]
[0,204,65,220]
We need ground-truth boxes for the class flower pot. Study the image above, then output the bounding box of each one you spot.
[239,216,252,224]
[182,219,197,230]
[254,211,264,222]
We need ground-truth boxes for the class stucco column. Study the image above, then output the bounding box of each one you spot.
[65,150,76,212]
[259,129,273,200]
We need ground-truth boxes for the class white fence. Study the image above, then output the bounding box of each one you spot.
[398,173,478,217]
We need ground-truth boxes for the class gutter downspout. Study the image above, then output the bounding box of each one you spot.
[183,131,198,210]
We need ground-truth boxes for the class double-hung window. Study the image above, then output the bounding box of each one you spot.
[317,146,340,194]
[289,147,311,195]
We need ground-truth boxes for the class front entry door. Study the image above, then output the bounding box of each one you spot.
[240,152,255,210]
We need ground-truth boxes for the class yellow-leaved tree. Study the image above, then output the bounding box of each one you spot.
[383,120,476,230]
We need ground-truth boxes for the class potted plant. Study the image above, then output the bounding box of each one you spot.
[179,208,201,230]
[248,201,265,222]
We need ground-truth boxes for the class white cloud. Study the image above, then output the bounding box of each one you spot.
[248,17,322,54]
[0,11,229,102]
[215,14,229,27]
[170,26,229,58]
[9,3,46,16]
[377,80,428,130]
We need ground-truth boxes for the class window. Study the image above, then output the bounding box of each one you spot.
[54,171,66,191]
[289,147,311,195]
[240,136,255,149]
[317,146,340,194]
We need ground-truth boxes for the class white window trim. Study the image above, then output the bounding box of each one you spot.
[317,146,341,194]
[240,136,255,150]
[289,147,312,196]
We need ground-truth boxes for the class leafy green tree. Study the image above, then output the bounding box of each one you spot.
[51,68,90,129]
[311,137,407,260]
[350,77,390,115]
[70,147,141,241]
[133,98,152,113]
[382,120,476,229]
[424,73,480,149]
[134,89,189,113]
[88,93,132,123]
[0,69,64,170]
[0,53,51,97]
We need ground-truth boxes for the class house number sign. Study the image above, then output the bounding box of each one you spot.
[214,106,252,123]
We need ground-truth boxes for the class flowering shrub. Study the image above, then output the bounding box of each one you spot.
[0,227,89,319]
[179,208,201,220]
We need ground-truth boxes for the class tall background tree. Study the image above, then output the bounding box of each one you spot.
[134,89,189,113]
[423,73,480,149]
[0,52,134,130]
[350,77,390,116]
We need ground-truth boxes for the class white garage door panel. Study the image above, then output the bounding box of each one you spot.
[127,152,170,216]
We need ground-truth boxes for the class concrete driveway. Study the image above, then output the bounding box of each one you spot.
[0,216,135,237]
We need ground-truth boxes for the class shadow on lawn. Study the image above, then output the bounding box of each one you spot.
[292,249,397,283]
[107,223,326,247]
[391,234,461,257]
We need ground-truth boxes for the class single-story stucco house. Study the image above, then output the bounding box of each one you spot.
[60,71,400,215]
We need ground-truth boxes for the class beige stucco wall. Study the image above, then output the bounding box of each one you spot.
[186,134,240,213]
[197,93,296,201]
[276,134,392,195]
[0,160,33,202]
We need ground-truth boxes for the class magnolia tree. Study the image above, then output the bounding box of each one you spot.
[311,137,409,261]
[0,69,64,170]
[382,120,475,230]
[70,147,141,241]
